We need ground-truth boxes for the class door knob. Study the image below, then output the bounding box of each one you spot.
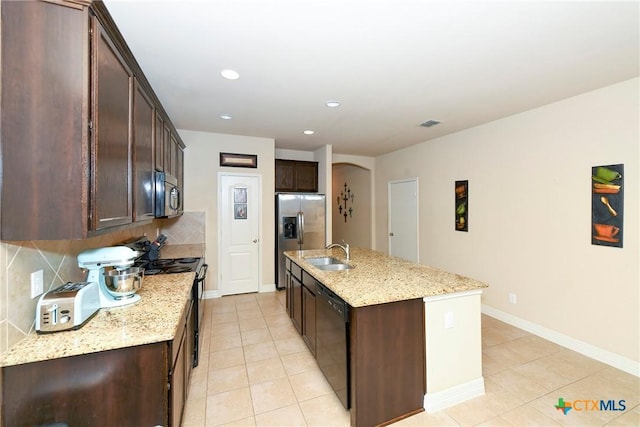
[253,238,259,243]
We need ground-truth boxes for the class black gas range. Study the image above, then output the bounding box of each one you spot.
[135,256,208,368]
[134,257,203,276]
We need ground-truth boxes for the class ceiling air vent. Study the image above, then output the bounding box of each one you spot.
[420,119,441,128]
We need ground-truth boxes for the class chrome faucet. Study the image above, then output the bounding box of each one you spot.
[326,241,350,261]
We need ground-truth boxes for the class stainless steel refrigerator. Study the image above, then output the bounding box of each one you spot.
[276,193,326,289]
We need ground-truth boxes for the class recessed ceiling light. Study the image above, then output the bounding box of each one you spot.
[220,114,232,120]
[220,69,240,80]
[325,100,340,108]
[303,130,315,135]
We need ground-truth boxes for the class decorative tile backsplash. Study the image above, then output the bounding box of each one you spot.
[160,211,205,245]
[0,211,205,354]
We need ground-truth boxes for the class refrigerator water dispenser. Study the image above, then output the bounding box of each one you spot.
[283,217,297,239]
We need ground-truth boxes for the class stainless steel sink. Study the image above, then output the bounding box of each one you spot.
[305,256,343,266]
[315,263,353,271]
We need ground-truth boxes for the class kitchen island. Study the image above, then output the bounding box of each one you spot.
[0,272,195,426]
[285,247,489,426]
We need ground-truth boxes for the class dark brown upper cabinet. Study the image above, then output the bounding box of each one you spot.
[163,124,172,173]
[275,159,319,193]
[0,0,185,240]
[133,78,156,222]
[154,112,165,171]
[91,17,134,230]
[0,0,90,240]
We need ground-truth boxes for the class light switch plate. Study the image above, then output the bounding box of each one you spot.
[31,269,44,299]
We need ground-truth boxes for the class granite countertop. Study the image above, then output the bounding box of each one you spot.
[0,272,194,368]
[285,247,488,307]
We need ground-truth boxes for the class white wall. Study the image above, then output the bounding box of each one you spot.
[180,130,275,291]
[275,148,315,161]
[375,78,639,367]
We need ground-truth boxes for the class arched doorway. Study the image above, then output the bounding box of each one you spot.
[331,163,372,248]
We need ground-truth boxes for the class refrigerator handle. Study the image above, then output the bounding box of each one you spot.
[297,211,304,245]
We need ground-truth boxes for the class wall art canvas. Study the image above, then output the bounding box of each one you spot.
[220,152,257,168]
[455,180,468,232]
[591,164,623,248]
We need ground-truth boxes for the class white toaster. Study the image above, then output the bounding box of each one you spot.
[36,282,100,333]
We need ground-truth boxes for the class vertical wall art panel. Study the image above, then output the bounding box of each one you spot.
[591,164,623,248]
[455,180,468,232]
[234,187,248,220]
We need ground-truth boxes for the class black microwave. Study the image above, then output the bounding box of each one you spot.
[155,171,182,218]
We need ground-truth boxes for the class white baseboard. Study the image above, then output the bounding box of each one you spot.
[203,290,220,299]
[482,305,639,378]
[260,283,276,293]
[424,377,485,413]
[203,285,277,299]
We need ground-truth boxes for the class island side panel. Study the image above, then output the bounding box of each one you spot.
[350,298,425,427]
[423,290,485,411]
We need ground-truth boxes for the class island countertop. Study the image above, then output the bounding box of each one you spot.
[285,247,488,307]
[0,272,194,367]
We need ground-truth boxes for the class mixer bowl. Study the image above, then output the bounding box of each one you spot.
[104,267,144,299]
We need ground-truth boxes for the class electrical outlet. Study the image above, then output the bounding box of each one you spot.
[31,269,44,299]
[509,293,517,304]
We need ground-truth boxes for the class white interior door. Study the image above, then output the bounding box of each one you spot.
[388,178,419,262]
[219,173,261,295]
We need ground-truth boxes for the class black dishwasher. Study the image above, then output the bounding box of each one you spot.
[316,282,350,409]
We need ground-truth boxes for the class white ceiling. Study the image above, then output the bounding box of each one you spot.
[103,0,639,157]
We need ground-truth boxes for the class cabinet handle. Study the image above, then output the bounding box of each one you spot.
[389,232,394,236]
[253,238,259,243]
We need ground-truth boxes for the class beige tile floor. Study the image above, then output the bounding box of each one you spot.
[182,291,639,426]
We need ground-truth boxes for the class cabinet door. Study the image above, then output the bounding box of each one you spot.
[275,159,296,192]
[169,133,178,176]
[291,275,303,333]
[285,269,292,317]
[154,111,165,171]
[91,17,133,230]
[164,124,172,174]
[133,79,155,222]
[302,285,316,356]
[176,142,184,200]
[295,161,319,192]
[186,300,195,373]
[171,329,186,427]
[0,0,89,240]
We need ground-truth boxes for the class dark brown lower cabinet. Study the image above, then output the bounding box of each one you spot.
[290,263,303,333]
[302,271,317,356]
[284,257,427,427]
[1,343,167,427]
[302,285,316,356]
[1,301,194,427]
[350,298,426,427]
[291,275,303,333]
[171,300,194,427]
[285,266,292,317]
